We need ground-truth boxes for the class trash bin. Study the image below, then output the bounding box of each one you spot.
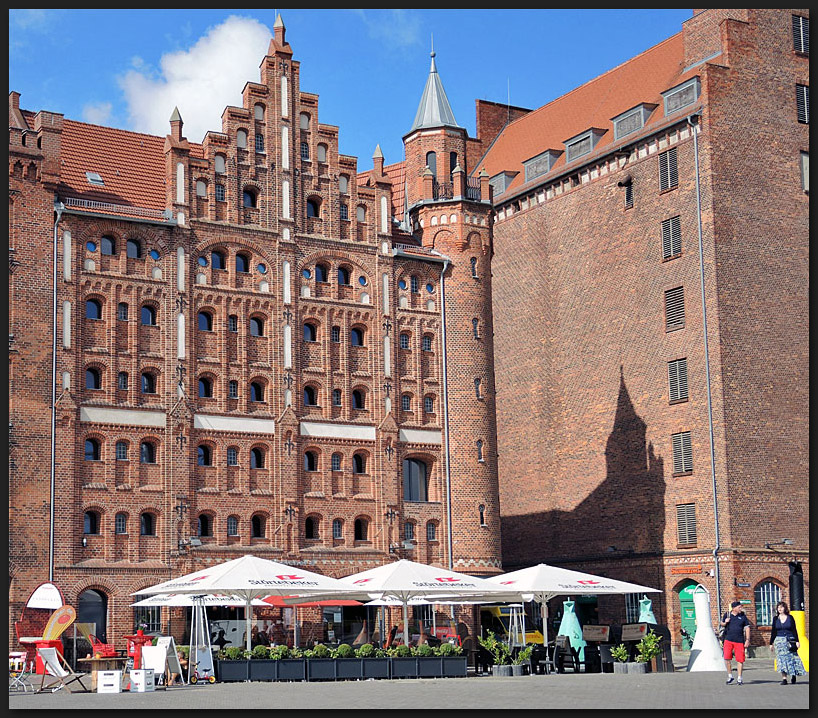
[34,639,64,674]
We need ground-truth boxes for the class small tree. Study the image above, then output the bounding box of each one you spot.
[610,643,630,663]
[478,630,512,665]
[636,630,662,664]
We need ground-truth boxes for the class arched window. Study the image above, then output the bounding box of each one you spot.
[424,396,435,414]
[249,317,264,337]
[211,250,226,270]
[450,151,458,177]
[228,315,239,332]
[315,263,329,283]
[300,113,310,129]
[242,190,256,208]
[126,239,142,258]
[227,447,238,466]
[354,518,368,541]
[422,335,433,352]
[117,371,129,391]
[352,389,366,410]
[140,512,155,535]
[331,453,342,471]
[115,440,129,460]
[197,514,212,537]
[403,458,428,502]
[470,256,478,278]
[228,380,238,399]
[236,129,247,149]
[140,305,157,326]
[304,450,318,472]
[339,175,349,193]
[215,154,226,174]
[140,441,157,464]
[250,447,265,469]
[255,134,264,153]
[215,184,226,202]
[338,266,351,285]
[254,103,265,121]
[332,388,342,406]
[251,515,265,538]
[84,438,101,461]
[196,180,207,197]
[250,381,265,403]
[357,206,367,223]
[197,445,212,466]
[86,298,102,320]
[404,521,415,541]
[304,385,318,406]
[331,326,341,343]
[754,581,782,626]
[401,394,412,412]
[476,439,484,461]
[410,275,419,293]
[85,368,101,390]
[198,311,213,331]
[100,235,116,255]
[332,518,343,539]
[227,516,239,536]
[305,516,319,539]
[84,510,100,534]
[141,372,157,394]
[117,302,129,321]
[236,253,251,273]
[353,453,367,474]
[426,151,437,178]
[115,512,128,534]
[400,333,410,350]
[317,143,328,162]
[350,327,365,347]
[479,504,487,526]
[301,142,310,161]
[307,199,320,218]
[426,522,437,542]
[303,322,318,342]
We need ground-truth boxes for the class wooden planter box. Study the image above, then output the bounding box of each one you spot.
[335,658,363,680]
[442,656,468,677]
[216,659,249,682]
[276,659,306,682]
[249,660,277,681]
[390,657,419,679]
[361,657,390,679]
[307,658,336,681]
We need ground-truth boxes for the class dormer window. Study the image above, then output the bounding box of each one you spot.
[612,104,657,141]
[662,78,700,116]
[489,171,518,197]
[564,128,606,164]
[523,150,561,183]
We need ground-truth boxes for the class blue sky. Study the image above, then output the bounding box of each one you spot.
[9,9,693,171]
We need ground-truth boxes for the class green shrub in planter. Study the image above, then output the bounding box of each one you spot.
[334,643,355,659]
[251,644,270,660]
[436,641,462,657]
[610,644,629,663]
[393,644,413,658]
[269,644,290,660]
[355,643,375,658]
[416,643,436,657]
[308,643,330,659]
[222,645,247,661]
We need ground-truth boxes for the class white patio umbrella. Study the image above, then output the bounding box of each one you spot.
[131,593,269,608]
[486,563,661,648]
[132,554,364,653]
[338,559,520,646]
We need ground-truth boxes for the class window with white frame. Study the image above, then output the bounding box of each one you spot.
[754,581,782,626]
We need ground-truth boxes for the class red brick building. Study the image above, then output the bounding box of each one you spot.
[9,9,808,652]
[479,8,809,643]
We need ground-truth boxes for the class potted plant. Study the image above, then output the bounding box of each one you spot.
[275,645,306,682]
[216,645,249,682]
[416,642,443,678]
[356,643,390,679]
[479,631,513,677]
[437,641,467,678]
[389,643,419,679]
[512,645,533,676]
[636,630,663,673]
[248,644,277,681]
[610,643,629,674]
[306,643,336,681]
[334,643,363,680]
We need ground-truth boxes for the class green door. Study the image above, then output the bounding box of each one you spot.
[678,582,699,650]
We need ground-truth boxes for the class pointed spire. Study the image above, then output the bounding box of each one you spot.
[169,107,183,141]
[409,47,461,133]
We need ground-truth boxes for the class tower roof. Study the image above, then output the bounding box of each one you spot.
[408,51,461,133]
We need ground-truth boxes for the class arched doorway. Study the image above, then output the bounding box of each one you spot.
[677,581,699,650]
[78,588,108,643]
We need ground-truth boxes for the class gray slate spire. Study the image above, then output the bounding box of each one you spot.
[409,50,461,133]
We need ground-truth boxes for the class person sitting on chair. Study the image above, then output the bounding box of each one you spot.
[168,649,188,686]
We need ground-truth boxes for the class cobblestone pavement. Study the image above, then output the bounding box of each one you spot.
[9,657,808,711]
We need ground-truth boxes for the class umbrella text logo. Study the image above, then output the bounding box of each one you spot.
[577,580,600,585]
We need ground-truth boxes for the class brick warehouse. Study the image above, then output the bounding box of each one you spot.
[8,8,808,653]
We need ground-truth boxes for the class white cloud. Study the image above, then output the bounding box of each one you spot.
[82,102,113,127]
[118,15,272,143]
[353,9,422,49]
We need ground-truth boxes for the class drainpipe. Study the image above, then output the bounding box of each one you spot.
[434,253,454,570]
[50,199,65,581]
[688,112,722,614]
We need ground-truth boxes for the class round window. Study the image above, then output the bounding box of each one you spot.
[86,241,97,252]
[149,249,160,260]
[358,276,367,286]
[257,263,267,275]
[198,256,208,267]
[426,283,434,293]
[398,279,407,290]
[302,268,312,279]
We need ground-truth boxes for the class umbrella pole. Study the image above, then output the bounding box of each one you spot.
[402,603,410,646]
[245,599,252,655]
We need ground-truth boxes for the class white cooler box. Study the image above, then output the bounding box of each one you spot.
[97,669,122,694]
[130,668,156,692]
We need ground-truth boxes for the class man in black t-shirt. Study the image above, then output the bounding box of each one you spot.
[721,601,751,684]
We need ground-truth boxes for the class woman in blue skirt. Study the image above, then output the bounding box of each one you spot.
[769,601,806,684]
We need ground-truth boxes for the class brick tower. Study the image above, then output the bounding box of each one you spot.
[402,51,501,575]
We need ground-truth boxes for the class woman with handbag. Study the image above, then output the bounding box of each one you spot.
[769,601,806,684]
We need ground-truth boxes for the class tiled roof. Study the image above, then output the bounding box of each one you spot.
[477,32,695,196]
[56,118,203,211]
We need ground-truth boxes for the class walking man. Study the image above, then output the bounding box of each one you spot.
[722,600,751,684]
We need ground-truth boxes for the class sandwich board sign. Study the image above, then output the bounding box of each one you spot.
[141,636,184,685]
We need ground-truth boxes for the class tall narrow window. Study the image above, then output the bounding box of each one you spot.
[658,147,678,191]
[354,518,368,541]
[251,515,265,538]
[474,377,482,399]
[350,327,365,346]
[676,503,697,545]
[470,257,478,278]
[84,438,101,461]
[115,441,128,460]
[140,512,156,536]
[792,15,809,54]
[755,581,782,626]
[668,358,689,403]
[115,513,128,534]
[403,458,428,502]
[117,302,129,321]
[250,447,265,469]
[331,453,342,471]
[227,516,239,536]
[228,380,238,399]
[672,430,693,474]
[422,335,433,352]
[796,84,810,124]
[664,287,685,331]
[479,504,487,526]
[472,318,480,339]
[333,519,343,539]
[624,182,634,209]
[86,298,102,320]
[476,439,484,462]
[199,376,213,398]
[198,311,213,331]
[404,521,415,542]
[227,447,238,466]
[141,305,157,326]
[126,239,142,259]
[424,396,434,414]
[662,216,682,259]
[800,152,809,192]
